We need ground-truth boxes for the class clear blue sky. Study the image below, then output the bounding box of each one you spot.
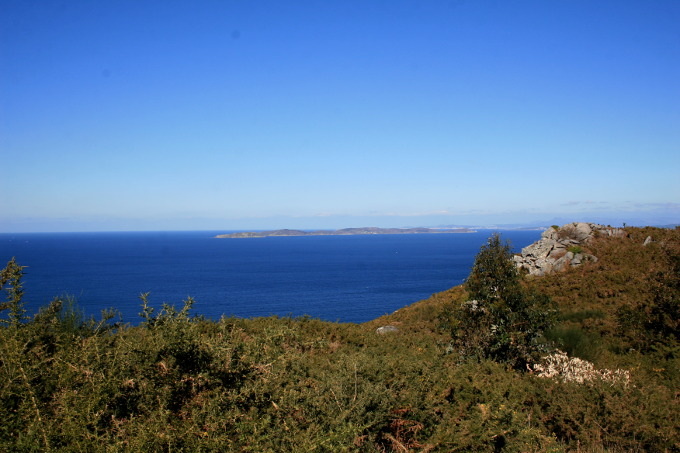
[1,0,679,232]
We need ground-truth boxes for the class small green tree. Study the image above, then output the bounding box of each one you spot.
[448,234,556,369]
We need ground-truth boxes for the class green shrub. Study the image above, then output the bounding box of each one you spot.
[545,325,602,361]
[616,238,679,357]
[567,245,583,254]
[447,234,557,369]
[559,309,605,323]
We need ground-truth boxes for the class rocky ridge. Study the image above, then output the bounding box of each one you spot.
[513,222,627,276]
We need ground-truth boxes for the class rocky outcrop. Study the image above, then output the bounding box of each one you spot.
[513,222,626,276]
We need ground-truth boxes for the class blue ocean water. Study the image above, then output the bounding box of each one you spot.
[0,230,542,324]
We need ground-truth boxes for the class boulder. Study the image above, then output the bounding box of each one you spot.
[375,326,399,335]
[514,223,624,276]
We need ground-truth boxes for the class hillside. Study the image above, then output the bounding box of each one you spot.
[0,226,678,451]
[376,224,678,344]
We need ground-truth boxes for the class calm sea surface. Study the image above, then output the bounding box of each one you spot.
[0,230,542,324]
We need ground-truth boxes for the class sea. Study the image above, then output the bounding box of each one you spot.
[0,230,542,325]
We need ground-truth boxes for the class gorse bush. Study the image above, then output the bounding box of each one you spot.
[0,257,27,326]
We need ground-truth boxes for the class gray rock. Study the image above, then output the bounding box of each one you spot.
[514,222,622,276]
[552,255,570,272]
[585,253,598,263]
[541,227,560,241]
[596,227,626,238]
[643,236,653,246]
[375,326,399,335]
[561,222,593,242]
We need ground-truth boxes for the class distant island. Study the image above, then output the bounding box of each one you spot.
[215,227,476,238]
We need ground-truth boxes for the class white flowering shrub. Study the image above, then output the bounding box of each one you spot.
[532,350,630,386]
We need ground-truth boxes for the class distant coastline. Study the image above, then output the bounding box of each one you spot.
[215,227,476,238]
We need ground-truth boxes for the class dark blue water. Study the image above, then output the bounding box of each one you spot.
[0,230,541,324]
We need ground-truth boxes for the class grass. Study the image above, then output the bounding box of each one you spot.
[567,245,583,254]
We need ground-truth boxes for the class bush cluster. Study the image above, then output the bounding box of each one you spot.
[1,226,678,451]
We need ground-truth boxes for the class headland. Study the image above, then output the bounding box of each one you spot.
[215,226,476,238]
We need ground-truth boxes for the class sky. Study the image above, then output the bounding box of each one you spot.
[1,0,679,232]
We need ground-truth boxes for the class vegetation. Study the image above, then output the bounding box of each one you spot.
[566,245,583,254]
[1,226,678,451]
[444,234,556,370]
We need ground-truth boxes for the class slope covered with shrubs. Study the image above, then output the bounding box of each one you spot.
[1,226,678,451]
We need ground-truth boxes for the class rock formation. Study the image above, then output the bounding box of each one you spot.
[513,222,627,276]
[375,325,399,335]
